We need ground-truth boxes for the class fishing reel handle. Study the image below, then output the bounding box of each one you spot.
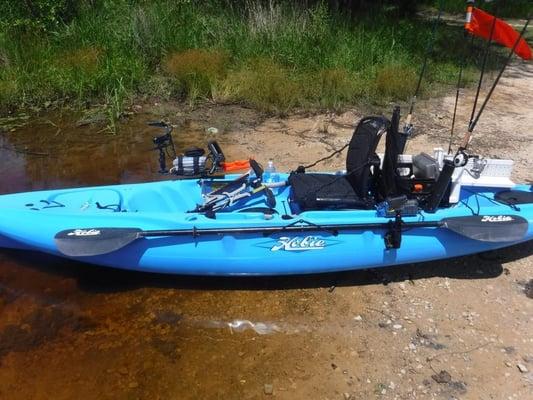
[148,120,172,133]
[453,148,470,167]
[150,122,174,146]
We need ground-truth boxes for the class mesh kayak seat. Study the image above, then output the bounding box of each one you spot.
[288,115,389,212]
[288,173,373,211]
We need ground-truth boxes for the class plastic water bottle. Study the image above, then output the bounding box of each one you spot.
[264,159,279,183]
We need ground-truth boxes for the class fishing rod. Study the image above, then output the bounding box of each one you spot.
[403,0,444,136]
[468,0,499,130]
[428,1,531,212]
[448,0,476,154]
[458,15,531,152]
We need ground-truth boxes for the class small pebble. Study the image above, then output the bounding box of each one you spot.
[432,370,452,384]
[517,364,529,373]
[264,384,274,395]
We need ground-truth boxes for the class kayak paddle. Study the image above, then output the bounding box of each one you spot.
[54,214,528,257]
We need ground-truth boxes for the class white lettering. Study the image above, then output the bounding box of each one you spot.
[481,215,514,223]
[67,229,101,237]
[271,236,326,252]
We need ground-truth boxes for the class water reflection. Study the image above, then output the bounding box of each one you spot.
[0,113,235,194]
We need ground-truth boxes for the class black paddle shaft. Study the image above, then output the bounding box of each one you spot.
[138,220,440,237]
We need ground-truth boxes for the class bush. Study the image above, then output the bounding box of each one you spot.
[375,64,417,100]
[0,0,80,33]
[311,68,358,109]
[223,58,301,112]
[164,49,228,101]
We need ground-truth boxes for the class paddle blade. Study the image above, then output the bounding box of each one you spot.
[443,215,529,243]
[54,228,142,257]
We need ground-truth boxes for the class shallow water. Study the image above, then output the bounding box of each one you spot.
[0,113,366,400]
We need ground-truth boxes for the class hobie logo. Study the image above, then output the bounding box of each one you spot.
[67,229,101,237]
[481,215,514,223]
[271,236,326,252]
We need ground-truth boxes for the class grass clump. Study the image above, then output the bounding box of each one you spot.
[0,77,18,110]
[375,64,418,101]
[223,58,301,112]
[59,46,101,72]
[314,68,359,109]
[164,49,228,102]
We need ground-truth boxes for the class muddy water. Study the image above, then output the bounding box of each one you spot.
[0,113,368,400]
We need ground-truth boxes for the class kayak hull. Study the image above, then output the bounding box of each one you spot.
[0,177,531,275]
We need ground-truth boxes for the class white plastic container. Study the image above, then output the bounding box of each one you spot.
[449,158,515,203]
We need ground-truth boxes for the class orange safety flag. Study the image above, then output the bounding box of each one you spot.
[222,160,250,172]
[466,7,532,60]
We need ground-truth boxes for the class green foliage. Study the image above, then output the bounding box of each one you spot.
[375,64,417,100]
[0,0,510,114]
[164,49,229,102]
[0,0,80,33]
[104,78,128,134]
[223,58,301,112]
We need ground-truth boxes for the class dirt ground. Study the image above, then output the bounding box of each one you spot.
[0,60,532,400]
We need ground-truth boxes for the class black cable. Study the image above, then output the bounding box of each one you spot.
[300,143,349,170]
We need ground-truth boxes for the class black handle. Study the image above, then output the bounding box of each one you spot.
[249,159,263,180]
[264,187,276,208]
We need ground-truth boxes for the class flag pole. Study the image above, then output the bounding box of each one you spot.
[466,17,531,139]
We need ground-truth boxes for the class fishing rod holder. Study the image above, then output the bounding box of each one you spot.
[150,121,176,173]
[384,214,403,250]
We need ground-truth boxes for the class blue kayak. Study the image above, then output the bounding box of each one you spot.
[0,173,531,275]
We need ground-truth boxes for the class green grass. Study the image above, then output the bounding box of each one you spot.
[0,1,515,116]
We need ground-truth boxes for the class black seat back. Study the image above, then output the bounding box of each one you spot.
[346,116,390,199]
